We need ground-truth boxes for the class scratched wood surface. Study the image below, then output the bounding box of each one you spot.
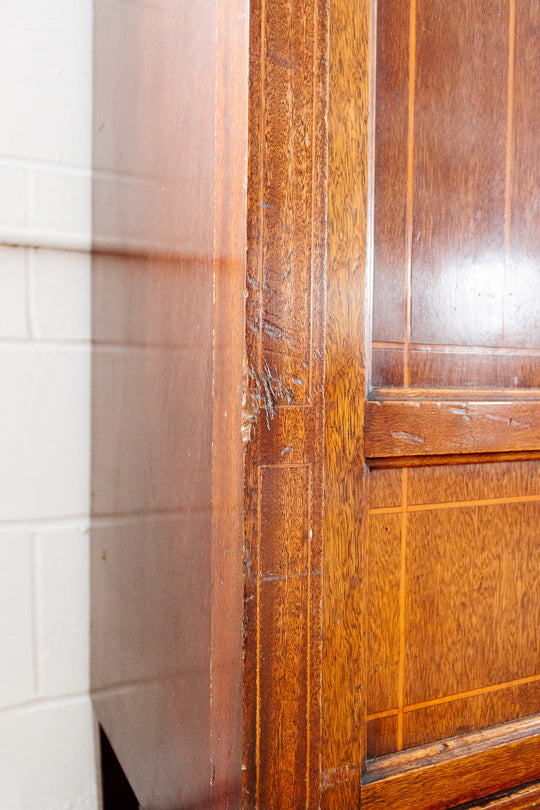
[242,0,327,806]
[91,1,248,808]
[365,400,540,458]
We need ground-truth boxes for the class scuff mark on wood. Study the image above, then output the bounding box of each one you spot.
[321,764,360,791]
[391,430,426,445]
[242,358,296,442]
[281,446,294,457]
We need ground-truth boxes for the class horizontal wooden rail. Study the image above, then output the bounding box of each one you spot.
[365,400,540,458]
[361,715,540,810]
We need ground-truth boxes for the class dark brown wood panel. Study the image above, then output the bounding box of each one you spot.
[366,458,540,765]
[507,1,540,349]
[366,716,399,760]
[91,0,248,808]
[405,502,540,705]
[410,350,540,390]
[371,0,409,346]
[243,0,327,806]
[370,0,540,391]
[365,400,540,458]
[411,0,508,349]
[407,458,540,505]
[371,347,404,388]
[368,468,402,509]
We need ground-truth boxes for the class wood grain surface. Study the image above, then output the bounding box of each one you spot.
[366,458,540,763]
[362,717,540,810]
[242,0,327,806]
[321,0,370,806]
[370,0,540,390]
[365,400,540,457]
[454,780,540,809]
[91,1,248,807]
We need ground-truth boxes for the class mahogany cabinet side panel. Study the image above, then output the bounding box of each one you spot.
[91,1,248,808]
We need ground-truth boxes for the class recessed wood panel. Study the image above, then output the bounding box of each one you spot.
[366,716,399,760]
[370,0,540,390]
[366,514,401,714]
[259,576,310,809]
[366,460,540,762]
[406,503,540,705]
[403,680,540,750]
[410,350,540,390]
[368,468,402,510]
[411,0,508,349]
[507,1,540,350]
[407,458,540,505]
[371,0,409,346]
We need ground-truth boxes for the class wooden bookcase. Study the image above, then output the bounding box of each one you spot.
[91,1,540,808]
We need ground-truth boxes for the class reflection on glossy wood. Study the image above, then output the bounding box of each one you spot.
[371,0,540,390]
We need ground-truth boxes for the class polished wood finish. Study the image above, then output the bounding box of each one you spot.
[363,717,540,810]
[365,400,540,458]
[242,1,328,807]
[91,1,248,808]
[320,0,370,806]
[371,0,540,391]
[455,781,540,809]
[92,0,540,807]
[364,2,540,804]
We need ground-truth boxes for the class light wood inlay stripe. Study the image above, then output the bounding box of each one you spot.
[404,0,417,387]
[367,671,540,720]
[503,0,516,348]
[397,469,408,749]
[368,492,540,515]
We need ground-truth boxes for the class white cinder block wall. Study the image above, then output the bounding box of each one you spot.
[0,1,98,808]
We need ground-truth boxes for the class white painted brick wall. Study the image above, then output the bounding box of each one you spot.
[0,1,97,808]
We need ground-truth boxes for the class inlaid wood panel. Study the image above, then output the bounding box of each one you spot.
[370,0,540,390]
[366,514,401,715]
[322,0,369,805]
[243,0,327,806]
[366,461,540,759]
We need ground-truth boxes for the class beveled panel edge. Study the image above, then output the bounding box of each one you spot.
[453,779,540,809]
[361,715,540,810]
[368,450,540,469]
